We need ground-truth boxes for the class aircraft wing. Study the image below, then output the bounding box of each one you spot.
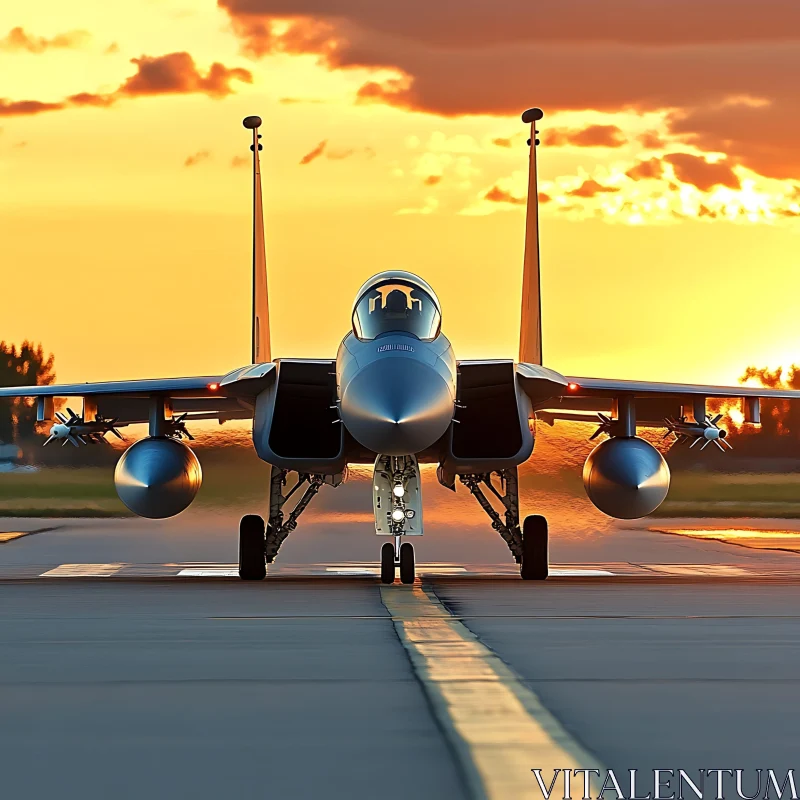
[0,364,275,426]
[559,376,800,401]
[517,363,800,428]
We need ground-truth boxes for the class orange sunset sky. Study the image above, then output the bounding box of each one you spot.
[2,0,800,386]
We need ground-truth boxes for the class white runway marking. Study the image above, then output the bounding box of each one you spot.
[178,568,240,577]
[550,568,615,576]
[26,561,780,582]
[381,585,603,799]
[326,567,380,575]
[41,563,124,578]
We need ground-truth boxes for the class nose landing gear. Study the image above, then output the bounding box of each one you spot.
[374,454,422,584]
[380,537,416,585]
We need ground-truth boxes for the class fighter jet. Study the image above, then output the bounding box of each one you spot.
[3,109,799,583]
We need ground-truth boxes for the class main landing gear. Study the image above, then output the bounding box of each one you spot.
[374,454,422,585]
[239,514,267,581]
[459,468,548,580]
[238,467,340,580]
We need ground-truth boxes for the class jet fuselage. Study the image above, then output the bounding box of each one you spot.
[336,330,456,456]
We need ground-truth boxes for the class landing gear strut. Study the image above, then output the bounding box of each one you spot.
[238,466,341,580]
[459,468,548,580]
[374,455,422,585]
[266,468,329,563]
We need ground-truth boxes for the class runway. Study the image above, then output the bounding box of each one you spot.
[2,514,800,799]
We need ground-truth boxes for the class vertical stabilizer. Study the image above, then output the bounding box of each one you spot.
[244,115,271,364]
[518,107,544,366]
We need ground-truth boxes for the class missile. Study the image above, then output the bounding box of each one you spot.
[44,408,126,447]
[164,413,194,441]
[663,413,732,451]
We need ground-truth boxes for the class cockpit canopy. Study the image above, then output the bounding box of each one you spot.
[352,271,442,342]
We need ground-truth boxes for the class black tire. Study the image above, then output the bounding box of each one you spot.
[399,542,415,585]
[520,514,548,580]
[380,542,395,585]
[239,514,266,580]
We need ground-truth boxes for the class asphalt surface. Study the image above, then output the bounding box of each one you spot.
[2,512,800,799]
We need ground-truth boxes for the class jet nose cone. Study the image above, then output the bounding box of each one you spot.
[341,357,453,455]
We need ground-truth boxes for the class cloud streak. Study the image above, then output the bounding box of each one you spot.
[0,52,252,119]
[545,124,626,148]
[567,179,619,197]
[184,150,211,167]
[663,153,740,191]
[298,140,375,165]
[299,140,327,164]
[0,27,89,53]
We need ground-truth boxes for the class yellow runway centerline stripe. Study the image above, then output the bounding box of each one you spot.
[0,532,29,543]
[381,585,603,800]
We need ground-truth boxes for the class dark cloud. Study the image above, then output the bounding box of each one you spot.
[299,139,327,164]
[664,152,740,191]
[228,14,339,59]
[423,174,442,186]
[184,150,211,167]
[639,130,666,149]
[667,102,800,179]
[0,27,89,53]
[67,91,115,107]
[119,52,252,98]
[231,155,250,168]
[485,185,525,205]
[567,179,619,197]
[492,136,514,148]
[545,124,626,148]
[698,204,718,218]
[0,98,65,116]
[217,1,800,178]
[0,52,252,120]
[217,1,800,49]
[105,42,120,54]
[625,157,664,180]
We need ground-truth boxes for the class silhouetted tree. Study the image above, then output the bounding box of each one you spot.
[739,365,800,439]
[0,341,55,443]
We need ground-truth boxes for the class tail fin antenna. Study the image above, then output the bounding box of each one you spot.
[244,115,271,364]
[518,107,544,366]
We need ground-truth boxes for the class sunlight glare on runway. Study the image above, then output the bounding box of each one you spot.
[656,527,800,553]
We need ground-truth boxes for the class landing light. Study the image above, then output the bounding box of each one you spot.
[392,484,405,498]
[568,382,580,392]
[391,508,405,522]
[207,382,220,391]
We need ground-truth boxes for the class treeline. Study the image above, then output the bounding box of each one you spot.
[722,365,800,455]
[0,341,55,444]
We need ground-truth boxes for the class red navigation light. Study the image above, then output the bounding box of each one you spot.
[207,382,220,391]
[567,382,580,392]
